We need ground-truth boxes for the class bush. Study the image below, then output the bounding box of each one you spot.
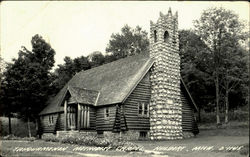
[2,134,36,141]
[42,134,143,152]
[110,140,143,152]
[43,136,59,142]
[199,109,249,124]
[228,110,249,122]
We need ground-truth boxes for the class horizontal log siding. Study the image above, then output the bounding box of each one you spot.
[56,112,65,131]
[96,105,116,131]
[123,72,150,130]
[40,113,58,133]
[181,90,195,132]
[89,107,96,130]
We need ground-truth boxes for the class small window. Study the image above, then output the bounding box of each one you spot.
[164,31,169,42]
[144,104,148,115]
[138,103,143,115]
[154,30,157,43]
[138,102,149,117]
[139,131,147,139]
[48,115,54,126]
[173,21,177,44]
[105,107,109,118]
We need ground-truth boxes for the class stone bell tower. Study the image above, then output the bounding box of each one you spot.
[149,8,183,140]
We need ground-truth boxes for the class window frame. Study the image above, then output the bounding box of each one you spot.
[104,107,110,118]
[138,102,149,117]
[48,115,54,126]
[164,31,169,42]
[154,30,157,43]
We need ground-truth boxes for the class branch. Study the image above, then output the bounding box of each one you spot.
[229,80,241,92]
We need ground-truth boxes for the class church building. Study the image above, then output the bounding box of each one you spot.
[39,9,199,140]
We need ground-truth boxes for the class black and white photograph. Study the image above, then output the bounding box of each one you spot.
[0,1,249,157]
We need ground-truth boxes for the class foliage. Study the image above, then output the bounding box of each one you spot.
[0,34,55,121]
[0,117,36,137]
[179,29,214,111]
[0,57,7,80]
[43,135,59,142]
[2,134,36,141]
[52,56,91,93]
[43,134,143,152]
[88,51,105,68]
[192,7,248,123]
[106,25,149,59]
[199,110,249,124]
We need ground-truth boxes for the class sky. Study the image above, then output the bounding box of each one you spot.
[0,1,249,68]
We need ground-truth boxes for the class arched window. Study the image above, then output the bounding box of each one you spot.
[154,30,157,43]
[173,22,177,44]
[164,31,169,42]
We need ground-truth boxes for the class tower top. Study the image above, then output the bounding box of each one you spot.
[149,9,179,57]
[150,8,178,27]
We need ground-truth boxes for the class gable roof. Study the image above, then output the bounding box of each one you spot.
[39,53,198,116]
[39,54,154,115]
[67,86,100,105]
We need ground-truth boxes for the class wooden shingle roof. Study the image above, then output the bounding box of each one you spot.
[39,54,154,115]
[39,54,198,116]
[67,86,100,105]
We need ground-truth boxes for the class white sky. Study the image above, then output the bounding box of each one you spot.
[1,1,249,67]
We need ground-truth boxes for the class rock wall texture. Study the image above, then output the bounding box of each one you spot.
[149,9,183,140]
[56,130,97,138]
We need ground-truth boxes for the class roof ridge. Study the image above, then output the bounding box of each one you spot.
[68,85,100,93]
[79,53,150,74]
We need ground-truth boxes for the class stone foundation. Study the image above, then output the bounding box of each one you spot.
[41,131,97,139]
[56,130,97,138]
[103,130,148,141]
[41,133,56,139]
[42,130,192,141]
[183,131,194,139]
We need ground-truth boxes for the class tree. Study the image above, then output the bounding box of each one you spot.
[87,51,105,68]
[1,34,55,136]
[194,7,247,125]
[0,60,13,134]
[52,55,90,93]
[106,25,149,59]
[220,40,248,123]
[179,30,214,120]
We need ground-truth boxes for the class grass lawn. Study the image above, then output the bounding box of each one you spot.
[0,125,249,157]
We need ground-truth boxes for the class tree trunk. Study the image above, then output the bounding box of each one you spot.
[215,74,220,125]
[27,117,31,138]
[198,108,201,122]
[225,90,229,124]
[8,115,12,134]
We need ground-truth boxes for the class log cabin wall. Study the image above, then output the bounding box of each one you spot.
[89,106,97,130]
[123,72,151,130]
[96,105,116,131]
[40,113,58,133]
[55,112,64,131]
[181,90,195,132]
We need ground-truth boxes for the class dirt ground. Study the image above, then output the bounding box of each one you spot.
[0,128,249,157]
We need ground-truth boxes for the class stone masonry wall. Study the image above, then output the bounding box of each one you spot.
[56,130,97,138]
[149,9,183,140]
[103,130,141,141]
